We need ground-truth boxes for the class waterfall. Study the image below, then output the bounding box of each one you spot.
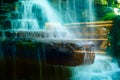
[88,0,96,38]
[88,0,95,21]
[0,0,120,80]
[11,0,62,30]
[73,0,76,22]
[59,0,62,17]
[9,0,76,40]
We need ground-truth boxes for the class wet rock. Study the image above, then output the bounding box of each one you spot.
[15,31,67,39]
[0,30,95,66]
[0,0,17,3]
[4,31,16,38]
[0,37,95,80]
[0,14,9,28]
[10,12,22,19]
[0,31,2,38]
[43,42,95,66]
[3,20,12,30]
[0,31,95,65]
[16,31,48,38]
[1,38,95,66]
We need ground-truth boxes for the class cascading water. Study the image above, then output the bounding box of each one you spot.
[69,54,120,80]
[0,0,93,80]
[88,0,96,39]
[13,0,58,29]
[0,0,120,80]
[48,0,120,80]
[10,0,76,39]
[68,0,120,80]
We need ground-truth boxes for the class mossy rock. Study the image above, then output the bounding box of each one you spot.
[107,16,120,61]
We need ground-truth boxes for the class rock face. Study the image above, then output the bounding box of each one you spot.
[44,42,95,66]
[0,30,95,66]
[1,39,95,66]
[0,0,17,3]
[0,30,95,80]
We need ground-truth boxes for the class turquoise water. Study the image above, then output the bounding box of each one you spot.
[69,54,120,80]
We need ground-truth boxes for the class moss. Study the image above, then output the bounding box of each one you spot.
[16,41,37,49]
[101,12,116,20]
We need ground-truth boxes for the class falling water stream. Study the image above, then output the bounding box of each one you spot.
[0,0,120,80]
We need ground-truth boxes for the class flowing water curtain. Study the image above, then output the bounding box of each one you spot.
[51,0,79,23]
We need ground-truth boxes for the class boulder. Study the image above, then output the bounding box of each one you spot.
[1,37,95,66]
[0,30,95,80]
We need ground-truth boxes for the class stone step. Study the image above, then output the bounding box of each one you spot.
[1,37,95,66]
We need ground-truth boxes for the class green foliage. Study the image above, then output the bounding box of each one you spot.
[94,0,108,6]
[16,41,36,49]
[107,16,120,59]
[101,12,116,20]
